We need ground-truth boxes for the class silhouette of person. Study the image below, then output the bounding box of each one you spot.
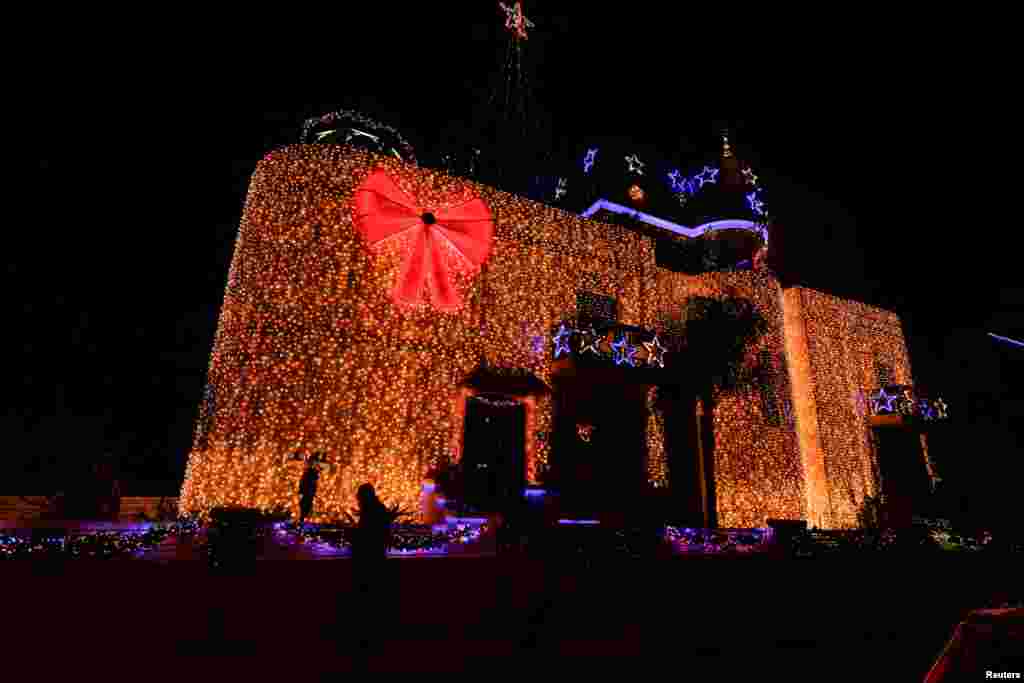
[351,483,393,659]
[352,483,391,565]
[297,458,321,527]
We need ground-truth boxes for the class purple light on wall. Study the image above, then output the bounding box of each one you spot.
[524,488,547,497]
[445,516,488,525]
[557,519,600,525]
[989,332,1024,349]
[580,200,764,243]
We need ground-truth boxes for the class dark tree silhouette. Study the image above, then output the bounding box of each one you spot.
[675,294,768,527]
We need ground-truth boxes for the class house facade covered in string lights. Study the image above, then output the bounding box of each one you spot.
[179,125,939,530]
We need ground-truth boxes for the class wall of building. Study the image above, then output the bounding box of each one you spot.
[179,145,910,528]
[655,270,804,527]
[784,288,913,528]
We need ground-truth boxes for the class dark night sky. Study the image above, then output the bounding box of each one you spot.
[13,6,1020,497]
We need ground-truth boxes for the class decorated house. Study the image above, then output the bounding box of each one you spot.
[179,130,942,530]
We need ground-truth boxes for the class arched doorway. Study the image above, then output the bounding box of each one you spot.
[453,364,550,513]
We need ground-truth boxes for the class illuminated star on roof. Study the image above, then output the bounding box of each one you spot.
[499,2,534,40]
[667,169,682,189]
[554,177,568,200]
[583,148,599,174]
[625,154,645,175]
[747,192,766,216]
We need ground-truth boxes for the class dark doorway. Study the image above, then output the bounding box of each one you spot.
[552,382,648,517]
[659,387,711,527]
[874,428,931,527]
[461,396,526,513]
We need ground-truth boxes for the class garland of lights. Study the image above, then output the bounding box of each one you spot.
[663,526,771,553]
[472,394,521,408]
[0,519,201,560]
[281,519,488,554]
[300,109,417,164]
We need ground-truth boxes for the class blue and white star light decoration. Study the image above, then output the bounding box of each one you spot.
[578,326,603,356]
[642,336,667,368]
[552,323,574,358]
[742,166,768,220]
[666,165,719,207]
[550,323,666,368]
[554,176,568,200]
[582,148,599,174]
[871,387,899,414]
[611,334,638,366]
[870,386,948,421]
[625,154,645,175]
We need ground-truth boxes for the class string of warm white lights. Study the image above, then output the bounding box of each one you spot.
[181,144,915,530]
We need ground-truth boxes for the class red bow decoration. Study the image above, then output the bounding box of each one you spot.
[354,168,494,312]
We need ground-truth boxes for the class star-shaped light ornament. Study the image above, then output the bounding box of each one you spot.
[554,177,568,200]
[578,326,603,356]
[552,323,573,358]
[935,398,948,419]
[696,165,719,188]
[667,169,683,191]
[499,1,534,40]
[583,148,599,174]
[898,389,915,415]
[741,167,759,186]
[643,336,667,368]
[625,154,645,175]
[872,388,897,414]
[747,192,766,216]
[611,334,637,366]
[918,399,935,421]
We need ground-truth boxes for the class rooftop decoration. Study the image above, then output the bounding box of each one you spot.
[499,1,534,41]
[301,109,417,164]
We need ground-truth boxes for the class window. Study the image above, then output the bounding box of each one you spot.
[576,291,617,327]
[875,361,894,389]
